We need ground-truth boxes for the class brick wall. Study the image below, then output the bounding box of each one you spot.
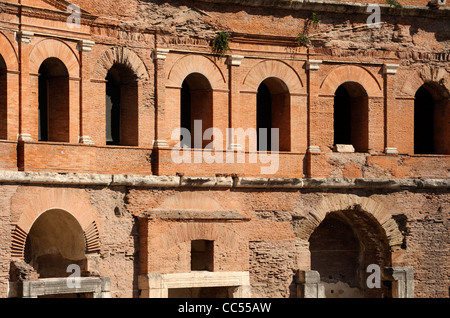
[18,142,153,175]
[0,0,448,299]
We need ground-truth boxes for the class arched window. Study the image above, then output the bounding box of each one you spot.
[38,58,70,142]
[333,82,369,152]
[414,83,449,155]
[0,55,6,140]
[256,77,290,152]
[105,63,139,146]
[180,73,213,149]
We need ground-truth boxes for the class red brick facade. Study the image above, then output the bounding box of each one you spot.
[0,0,448,298]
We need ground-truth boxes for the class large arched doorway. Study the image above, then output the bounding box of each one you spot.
[414,82,449,155]
[309,208,392,298]
[24,209,87,279]
[256,77,290,152]
[333,82,369,152]
[180,73,213,149]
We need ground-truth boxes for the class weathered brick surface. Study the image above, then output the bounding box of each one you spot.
[0,0,448,298]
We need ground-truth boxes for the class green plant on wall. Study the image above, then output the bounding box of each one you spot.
[296,33,310,47]
[296,12,320,48]
[212,31,230,57]
[386,0,403,8]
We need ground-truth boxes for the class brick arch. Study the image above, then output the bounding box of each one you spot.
[10,187,101,258]
[0,31,19,71]
[158,222,242,251]
[29,38,79,77]
[320,65,382,97]
[299,194,403,250]
[166,54,226,90]
[94,46,149,81]
[400,69,450,99]
[242,59,304,94]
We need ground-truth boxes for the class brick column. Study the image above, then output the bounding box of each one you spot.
[17,31,34,142]
[227,55,244,151]
[4,70,20,141]
[383,63,400,155]
[152,48,169,148]
[78,40,95,145]
[306,60,323,177]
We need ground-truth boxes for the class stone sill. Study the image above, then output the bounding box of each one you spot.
[0,170,448,190]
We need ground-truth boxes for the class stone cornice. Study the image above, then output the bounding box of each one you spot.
[0,1,97,23]
[0,171,448,190]
[196,0,450,18]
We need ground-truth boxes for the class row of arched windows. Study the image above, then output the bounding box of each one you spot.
[0,53,447,155]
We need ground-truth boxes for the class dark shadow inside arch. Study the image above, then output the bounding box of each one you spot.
[414,83,449,155]
[106,63,139,146]
[256,77,290,152]
[38,57,69,142]
[309,209,392,298]
[180,72,213,149]
[333,82,369,152]
[105,63,139,146]
[0,54,6,140]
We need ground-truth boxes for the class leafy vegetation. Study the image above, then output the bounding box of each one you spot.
[296,13,320,48]
[212,31,230,57]
[386,0,403,8]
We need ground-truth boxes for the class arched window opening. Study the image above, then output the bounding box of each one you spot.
[414,83,449,155]
[24,209,87,279]
[105,63,139,146]
[256,77,290,152]
[0,55,6,140]
[38,58,70,142]
[191,240,214,271]
[309,210,392,298]
[180,73,213,149]
[333,82,369,152]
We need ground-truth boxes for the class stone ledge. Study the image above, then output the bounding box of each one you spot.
[197,0,450,18]
[0,171,448,190]
[140,209,250,221]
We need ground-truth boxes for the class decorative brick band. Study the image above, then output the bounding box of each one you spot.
[11,225,27,259]
[84,221,101,253]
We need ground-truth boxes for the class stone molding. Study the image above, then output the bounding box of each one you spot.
[16,31,34,44]
[78,40,95,52]
[296,270,325,298]
[306,59,322,71]
[0,171,448,190]
[138,271,250,298]
[9,277,111,298]
[227,55,244,66]
[152,48,170,61]
[384,64,400,75]
[384,266,415,298]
